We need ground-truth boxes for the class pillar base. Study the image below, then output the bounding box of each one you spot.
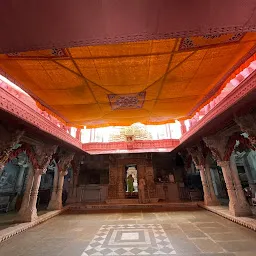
[47,199,62,210]
[229,201,252,217]
[16,208,38,223]
[204,196,220,206]
[204,199,220,206]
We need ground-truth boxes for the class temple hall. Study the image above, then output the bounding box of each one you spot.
[0,1,256,255]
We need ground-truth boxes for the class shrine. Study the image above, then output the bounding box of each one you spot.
[0,1,256,255]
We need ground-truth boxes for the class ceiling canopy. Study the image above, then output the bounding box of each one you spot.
[1,0,256,53]
[0,33,256,127]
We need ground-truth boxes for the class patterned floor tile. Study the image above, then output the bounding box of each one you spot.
[81,224,176,255]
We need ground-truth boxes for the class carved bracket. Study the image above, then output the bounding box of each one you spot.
[57,150,75,174]
[187,144,205,167]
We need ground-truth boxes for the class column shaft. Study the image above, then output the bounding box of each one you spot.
[230,153,252,215]
[198,166,212,205]
[17,165,34,217]
[47,167,59,210]
[55,172,65,209]
[205,164,219,205]
[219,161,249,216]
[23,170,42,222]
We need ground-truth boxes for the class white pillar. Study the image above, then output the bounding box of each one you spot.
[22,169,42,222]
[197,165,212,205]
[17,165,34,217]
[47,166,59,210]
[205,163,219,205]
[54,171,65,210]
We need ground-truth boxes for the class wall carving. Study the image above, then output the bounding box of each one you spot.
[83,139,179,154]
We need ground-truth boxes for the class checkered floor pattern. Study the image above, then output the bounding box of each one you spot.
[82,224,176,255]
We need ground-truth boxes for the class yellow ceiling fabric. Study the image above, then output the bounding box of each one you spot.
[1,33,256,128]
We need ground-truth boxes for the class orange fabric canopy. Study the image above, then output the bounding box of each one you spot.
[1,33,256,128]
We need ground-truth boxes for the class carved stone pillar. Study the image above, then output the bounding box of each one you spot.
[117,164,125,199]
[54,171,66,210]
[108,163,118,199]
[204,135,251,216]
[17,164,34,216]
[23,168,43,222]
[218,161,242,216]
[230,153,252,215]
[187,146,219,206]
[205,162,220,205]
[48,151,74,210]
[47,162,59,210]
[196,165,212,205]
[67,155,82,203]
[18,144,57,222]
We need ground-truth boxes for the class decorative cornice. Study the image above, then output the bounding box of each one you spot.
[181,71,256,144]
[83,139,179,154]
[0,87,82,149]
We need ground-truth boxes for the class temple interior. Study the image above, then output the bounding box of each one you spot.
[1,1,256,255]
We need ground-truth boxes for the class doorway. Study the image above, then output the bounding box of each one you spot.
[125,164,138,198]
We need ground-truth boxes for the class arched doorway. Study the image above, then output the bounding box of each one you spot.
[125,164,138,198]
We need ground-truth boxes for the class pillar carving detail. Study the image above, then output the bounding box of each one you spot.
[204,135,252,216]
[187,145,218,206]
[50,151,74,210]
[67,155,82,203]
[17,144,57,222]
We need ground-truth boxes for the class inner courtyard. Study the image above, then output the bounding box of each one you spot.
[1,209,256,256]
[1,1,256,255]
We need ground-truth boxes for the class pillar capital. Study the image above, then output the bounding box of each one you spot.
[217,160,230,168]
[34,144,58,173]
[203,135,229,162]
[195,165,204,171]
[58,150,75,173]
[187,146,205,167]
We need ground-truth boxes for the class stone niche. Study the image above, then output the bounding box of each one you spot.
[107,153,158,203]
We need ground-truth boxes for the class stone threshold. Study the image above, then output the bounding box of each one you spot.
[69,201,199,211]
[198,202,256,232]
[0,206,69,243]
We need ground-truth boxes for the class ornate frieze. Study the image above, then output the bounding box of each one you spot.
[0,86,82,149]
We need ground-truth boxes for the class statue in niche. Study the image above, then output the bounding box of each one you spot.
[127,174,134,196]
[138,177,146,203]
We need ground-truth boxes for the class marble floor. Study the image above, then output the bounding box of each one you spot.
[0,209,256,256]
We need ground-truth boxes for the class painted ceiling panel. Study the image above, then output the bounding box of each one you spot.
[0,33,256,127]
